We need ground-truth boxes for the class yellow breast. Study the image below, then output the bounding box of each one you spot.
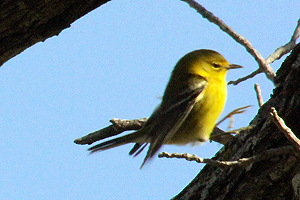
[168,76,227,144]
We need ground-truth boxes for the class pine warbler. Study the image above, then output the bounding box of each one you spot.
[89,49,242,167]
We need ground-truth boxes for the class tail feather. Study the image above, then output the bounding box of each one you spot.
[129,143,142,155]
[88,131,142,153]
[129,143,148,157]
[89,130,155,168]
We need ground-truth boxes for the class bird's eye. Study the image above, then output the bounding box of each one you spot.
[212,63,221,68]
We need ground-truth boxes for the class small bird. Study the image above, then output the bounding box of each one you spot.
[89,49,242,167]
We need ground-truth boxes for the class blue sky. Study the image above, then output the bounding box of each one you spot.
[1,0,299,199]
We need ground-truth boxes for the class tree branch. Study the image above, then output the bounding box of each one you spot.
[254,83,264,107]
[266,19,300,64]
[0,0,111,67]
[229,18,300,85]
[74,118,147,145]
[180,0,276,83]
[158,145,294,168]
[74,118,233,145]
[270,107,300,151]
[74,105,250,146]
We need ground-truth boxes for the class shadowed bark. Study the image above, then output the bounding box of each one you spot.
[0,0,110,66]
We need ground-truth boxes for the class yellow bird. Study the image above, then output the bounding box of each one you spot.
[89,49,242,167]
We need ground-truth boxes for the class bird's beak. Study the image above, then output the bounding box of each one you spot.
[227,64,243,70]
[227,64,243,69]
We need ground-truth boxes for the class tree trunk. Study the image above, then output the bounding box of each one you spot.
[0,0,110,67]
[174,43,300,200]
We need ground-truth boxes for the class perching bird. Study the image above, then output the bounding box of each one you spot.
[88,49,242,167]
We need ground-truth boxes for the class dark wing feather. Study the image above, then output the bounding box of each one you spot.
[138,76,207,167]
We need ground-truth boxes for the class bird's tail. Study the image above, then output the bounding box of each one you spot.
[88,131,144,153]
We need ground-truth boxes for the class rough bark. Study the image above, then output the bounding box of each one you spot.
[0,0,110,67]
[173,44,300,200]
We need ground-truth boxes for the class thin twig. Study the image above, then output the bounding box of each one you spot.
[266,19,300,64]
[216,105,251,126]
[270,107,300,151]
[254,83,264,107]
[228,68,262,85]
[228,115,234,130]
[229,19,300,85]
[158,145,294,168]
[181,0,276,83]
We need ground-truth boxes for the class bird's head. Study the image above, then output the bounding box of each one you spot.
[175,49,242,78]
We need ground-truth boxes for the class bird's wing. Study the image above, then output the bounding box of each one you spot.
[138,75,207,167]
